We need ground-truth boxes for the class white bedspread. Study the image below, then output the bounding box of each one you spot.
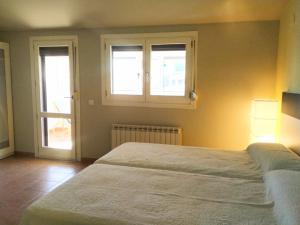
[95,142,262,180]
[21,164,275,225]
[265,170,300,225]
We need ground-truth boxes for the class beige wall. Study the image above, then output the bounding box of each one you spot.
[0,21,279,158]
[276,0,300,148]
[276,0,300,97]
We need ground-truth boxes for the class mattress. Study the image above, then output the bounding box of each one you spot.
[21,164,276,225]
[95,142,263,180]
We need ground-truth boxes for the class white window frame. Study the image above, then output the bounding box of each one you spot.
[105,38,146,103]
[101,32,198,109]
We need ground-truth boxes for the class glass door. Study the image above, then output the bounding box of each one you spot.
[0,42,14,159]
[33,40,77,160]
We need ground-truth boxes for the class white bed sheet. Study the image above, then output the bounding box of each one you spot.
[21,164,275,225]
[95,142,263,180]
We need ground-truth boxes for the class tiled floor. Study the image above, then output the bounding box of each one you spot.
[0,154,92,225]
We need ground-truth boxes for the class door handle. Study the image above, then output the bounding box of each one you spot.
[64,91,80,100]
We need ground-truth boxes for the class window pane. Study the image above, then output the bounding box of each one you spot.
[39,47,71,114]
[0,49,9,149]
[150,44,186,96]
[111,45,143,95]
[41,117,72,150]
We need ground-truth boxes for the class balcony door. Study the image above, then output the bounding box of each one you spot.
[31,37,80,160]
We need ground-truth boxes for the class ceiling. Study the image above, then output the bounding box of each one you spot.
[0,0,289,31]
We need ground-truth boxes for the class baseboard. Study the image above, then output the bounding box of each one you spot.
[15,151,35,157]
[14,152,97,163]
[81,157,97,164]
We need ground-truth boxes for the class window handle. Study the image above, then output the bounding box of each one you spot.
[189,90,198,101]
[146,72,150,82]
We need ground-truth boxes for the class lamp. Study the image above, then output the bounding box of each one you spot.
[250,100,278,143]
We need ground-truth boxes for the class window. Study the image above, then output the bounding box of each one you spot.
[101,32,197,109]
[111,45,143,95]
[150,44,186,96]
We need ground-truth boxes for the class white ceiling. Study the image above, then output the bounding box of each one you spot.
[0,0,289,31]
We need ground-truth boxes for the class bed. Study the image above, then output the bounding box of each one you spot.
[21,141,300,225]
[20,92,300,225]
[95,142,263,180]
[21,163,276,225]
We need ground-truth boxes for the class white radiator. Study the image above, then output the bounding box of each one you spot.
[111,124,182,149]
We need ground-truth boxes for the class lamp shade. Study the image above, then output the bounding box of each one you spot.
[251,100,278,143]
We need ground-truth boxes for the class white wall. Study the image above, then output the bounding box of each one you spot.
[276,0,300,150]
[0,21,279,158]
[276,0,300,95]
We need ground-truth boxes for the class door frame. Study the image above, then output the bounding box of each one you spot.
[0,42,14,159]
[29,36,81,161]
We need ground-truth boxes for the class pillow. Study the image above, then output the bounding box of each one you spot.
[247,143,300,173]
[265,170,300,225]
[290,146,300,156]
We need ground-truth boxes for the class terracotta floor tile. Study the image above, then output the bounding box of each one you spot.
[0,155,91,225]
[25,179,62,193]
